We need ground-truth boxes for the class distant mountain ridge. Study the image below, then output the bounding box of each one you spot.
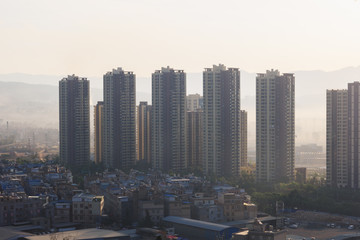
[0,81,150,129]
[1,66,360,148]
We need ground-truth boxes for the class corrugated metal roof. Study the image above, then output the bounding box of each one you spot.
[222,216,280,227]
[163,216,237,232]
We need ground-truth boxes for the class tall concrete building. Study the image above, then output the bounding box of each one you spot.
[203,64,241,177]
[327,82,360,188]
[256,70,295,183]
[137,101,152,163]
[152,67,186,172]
[59,75,90,167]
[186,94,203,111]
[240,110,248,167]
[187,109,203,170]
[103,68,136,169]
[94,101,104,164]
[326,90,348,187]
[348,82,360,188]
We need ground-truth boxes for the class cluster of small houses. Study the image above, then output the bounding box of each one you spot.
[0,162,286,240]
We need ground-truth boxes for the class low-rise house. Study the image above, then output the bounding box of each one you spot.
[138,199,164,224]
[164,194,191,218]
[72,193,104,227]
[0,195,44,226]
[190,193,224,222]
[218,192,257,222]
[54,200,72,224]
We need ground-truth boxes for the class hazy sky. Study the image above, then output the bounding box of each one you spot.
[1,0,360,77]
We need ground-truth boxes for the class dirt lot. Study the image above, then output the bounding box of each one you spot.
[286,226,360,240]
[285,211,359,226]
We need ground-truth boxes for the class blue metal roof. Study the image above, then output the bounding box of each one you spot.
[163,216,239,232]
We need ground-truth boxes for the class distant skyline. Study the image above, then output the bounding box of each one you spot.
[1,0,360,77]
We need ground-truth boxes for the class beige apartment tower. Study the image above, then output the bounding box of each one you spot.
[59,75,90,167]
[347,82,360,188]
[256,70,295,183]
[94,101,104,164]
[103,68,136,169]
[187,109,203,170]
[151,67,186,172]
[186,93,203,111]
[203,64,241,177]
[137,101,152,163]
[327,82,360,189]
[326,90,348,187]
[240,110,248,167]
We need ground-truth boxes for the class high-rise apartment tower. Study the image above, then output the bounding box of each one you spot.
[240,110,248,167]
[203,64,241,177]
[327,82,360,189]
[348,82,360,188]
[326,89,348,187]
[137,102,152,163]
[152,67,186,172]
[94,101,104,164]
[103,68,136,169]
[187,109,203,170]
[59,75,90,167]
[186,94,203,111]
[256,70,295,183]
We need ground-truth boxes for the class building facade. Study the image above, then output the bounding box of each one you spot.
[326,83,360,189]
[94,101,104,164]
[348,82,360,188]
[72,193,104,227]
[151,67,186,172]
[137,102,152,163]
[203,64,241,177]
[186,93,203,111]
[326,90,348,187]
[295,144,325,168]
[218,193,257,222]
[138,200,164,224]
[54,201,72,224]
[59,75,90,167]
[0,195,44,226]
[103,68,136,169]
[187,110,203,170]
[240,110,248,168]
[256,70,295,183]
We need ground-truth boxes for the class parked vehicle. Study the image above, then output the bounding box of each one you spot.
[348,225,355,230]
[289,223,299,229]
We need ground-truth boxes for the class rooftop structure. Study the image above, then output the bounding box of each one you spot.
[163,216,239,240]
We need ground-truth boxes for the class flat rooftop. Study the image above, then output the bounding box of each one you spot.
[24,228,130,240]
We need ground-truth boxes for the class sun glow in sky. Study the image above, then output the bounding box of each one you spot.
[1,0,360,77]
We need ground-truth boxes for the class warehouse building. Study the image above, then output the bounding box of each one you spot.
[163,216,239,240]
